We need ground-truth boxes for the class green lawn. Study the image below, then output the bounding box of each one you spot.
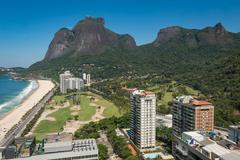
[82,92,121,118]
[52,95,66,105]
[95,97,121,118]
[33,107,72,141]
[33,92,121,141]
[78,95,96,121]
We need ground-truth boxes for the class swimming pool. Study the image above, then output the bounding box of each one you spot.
[143,152,160,159]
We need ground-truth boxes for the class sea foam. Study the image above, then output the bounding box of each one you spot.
[0,80,38,111]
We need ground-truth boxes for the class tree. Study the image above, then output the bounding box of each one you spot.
[98,144,109,160]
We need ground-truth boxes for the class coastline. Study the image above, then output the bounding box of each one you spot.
[0,79,39,120]
[0,80,55,141]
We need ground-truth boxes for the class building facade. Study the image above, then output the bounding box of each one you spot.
[60,71,84,93]
[60,71,72,93]
[229,125,240,144]
[172,96,214,157]
[86,74,91,86]
[82,73,87,81]
[2,138,98,160]
[130,89,156,151]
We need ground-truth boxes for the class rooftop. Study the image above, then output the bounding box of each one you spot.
[10,139,98,160]
[181,131,240,159]
[175,95,212,106]
[182,131,206,142]
[131,89,155,97]
[191,100,211,105]
[220,152,240,160]
[44,141,72,151]
[229,125,240,130]
[202,143,230,156]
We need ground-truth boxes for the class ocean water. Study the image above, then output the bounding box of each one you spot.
[0,75,38,117]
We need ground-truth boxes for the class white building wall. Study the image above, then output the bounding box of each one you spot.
[130,90,156,151]
[60,71,84,93]
[86,74,91,86]
[60,71,72,93]
[83,73,87,80]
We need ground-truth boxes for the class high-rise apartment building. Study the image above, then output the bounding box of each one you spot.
[82,73,87,81]
[68,77,84,91]
[60,71,84,93]
[172,95,214,158]
[130,89,156,151]
[60,71,72,93]
[86,74,91,86]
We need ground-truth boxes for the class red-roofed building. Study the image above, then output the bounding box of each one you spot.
[172,95,214,158]
[127,88,138,94]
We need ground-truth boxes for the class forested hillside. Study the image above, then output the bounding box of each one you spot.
[26,17,240,126]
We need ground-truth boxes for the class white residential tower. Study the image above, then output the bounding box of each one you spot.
[60,71,84,93]
[130,89,156,151]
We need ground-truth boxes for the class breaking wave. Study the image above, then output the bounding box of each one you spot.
[0,80,38,111]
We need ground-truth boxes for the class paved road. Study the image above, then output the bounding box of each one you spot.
[0,88,55,147]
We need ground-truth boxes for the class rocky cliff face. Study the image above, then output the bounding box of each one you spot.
[44,18,237,60]
[45,17,136,60]
[152,23,235,47]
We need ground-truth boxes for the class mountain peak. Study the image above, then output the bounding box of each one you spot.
[153,23,233,47]
[214,22,225,35]
[153,26,185,46]
[73,17,105,32]
[44,17,136,60]
[161,26,183,32]
[214,22,224,29]
[84,16,105,25]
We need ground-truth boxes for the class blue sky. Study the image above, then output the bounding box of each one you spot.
[0,0,240,67]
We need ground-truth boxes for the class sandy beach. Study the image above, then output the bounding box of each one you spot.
[0,80,55,141]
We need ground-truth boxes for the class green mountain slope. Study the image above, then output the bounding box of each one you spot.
[27,18,240,125]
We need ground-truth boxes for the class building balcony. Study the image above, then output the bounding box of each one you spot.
[176,145,188,156]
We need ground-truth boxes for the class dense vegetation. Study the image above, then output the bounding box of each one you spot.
[97,144,109,160]
[25,28,240,127]
[156,127,173,153]
[75,114,131,139]
[75,113,172,158]
[75,114,138,159]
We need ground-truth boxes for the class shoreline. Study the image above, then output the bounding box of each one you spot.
[0,79,39,120]
[0,80,55,141]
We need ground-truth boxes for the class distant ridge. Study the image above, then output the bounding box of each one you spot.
[28,17,240,112]
[152,22,235,47]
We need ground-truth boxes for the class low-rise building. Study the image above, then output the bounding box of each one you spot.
[175,131,240,160]
[2,137,98,160]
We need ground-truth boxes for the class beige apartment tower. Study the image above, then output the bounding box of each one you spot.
[130,89,156,151]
